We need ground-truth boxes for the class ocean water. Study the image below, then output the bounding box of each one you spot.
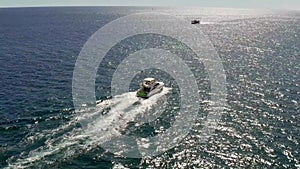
[0,7,299,168]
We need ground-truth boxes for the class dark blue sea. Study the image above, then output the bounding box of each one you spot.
[0,7,299,168]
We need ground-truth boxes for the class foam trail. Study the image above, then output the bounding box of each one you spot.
[6,88,171,168]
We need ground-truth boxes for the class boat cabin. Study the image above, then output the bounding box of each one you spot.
[142,78,156,88]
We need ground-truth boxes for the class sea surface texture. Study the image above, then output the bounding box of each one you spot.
[0,7,299,168]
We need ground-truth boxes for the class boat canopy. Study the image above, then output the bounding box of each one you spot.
[143,78,156,85]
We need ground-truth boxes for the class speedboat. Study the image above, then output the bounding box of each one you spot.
[136,78,164,98]
[191,20,200,24]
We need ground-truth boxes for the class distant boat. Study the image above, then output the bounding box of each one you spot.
[191,20,200,24]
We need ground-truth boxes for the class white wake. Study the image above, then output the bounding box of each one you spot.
[6,87,172,168]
